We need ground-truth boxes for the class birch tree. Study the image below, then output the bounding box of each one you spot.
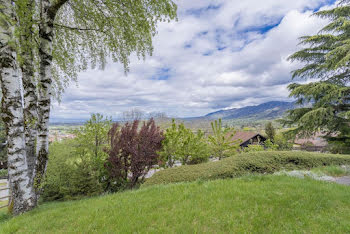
[0,0,177,214]
[0,0,36,215]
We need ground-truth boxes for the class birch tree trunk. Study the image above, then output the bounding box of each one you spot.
[22,56,37,184]
[34,0,67,195]
[35,0,55,189]
[0,0,35,215]
[20,0,38,185]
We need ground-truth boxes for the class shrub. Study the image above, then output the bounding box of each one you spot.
[274,133,293,150]
[158,120,210,167]
[42,114,110,201]
[208,119,240,159]
[42,140,104,201]
[0,169,7,179]
[143,151,350,187]
[74,113,111,187]
[105,119,163,190]
[244,144,264,152]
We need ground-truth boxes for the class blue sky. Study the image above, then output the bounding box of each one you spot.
[51,0,337,121]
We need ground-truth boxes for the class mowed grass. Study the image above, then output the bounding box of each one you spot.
[1,175,350,233]
[312,165,350,177]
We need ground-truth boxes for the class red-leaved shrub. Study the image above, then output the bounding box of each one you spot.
[105,119,164,190]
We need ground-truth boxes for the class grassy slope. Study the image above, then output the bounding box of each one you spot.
[144,151,350,186]
[1,175,350,233]
[312,165,350,177]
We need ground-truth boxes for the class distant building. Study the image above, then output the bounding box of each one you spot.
[231,131,267,148]
[294,133,329,152]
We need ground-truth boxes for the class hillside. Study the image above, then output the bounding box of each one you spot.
[203,101,295,120]
[1,176,350,233]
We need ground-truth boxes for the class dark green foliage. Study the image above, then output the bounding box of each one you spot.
[42,140,104,201]
[284,1,350,152]
[42,114,111,201]
[265,122,276,140]
[143,151,350,186]
[159,120,210,167]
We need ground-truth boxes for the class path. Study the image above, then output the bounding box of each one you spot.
[335,176,350,186]
[276,170,350,186]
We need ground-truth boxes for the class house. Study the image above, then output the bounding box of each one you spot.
[231,131,267,148]
[294,133,329,152]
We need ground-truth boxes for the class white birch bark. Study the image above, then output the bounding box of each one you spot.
[35,0,56,189]
[0,0,35,215]
[34,0,67,195]
[20,0,38,185]
[22,56,37,185]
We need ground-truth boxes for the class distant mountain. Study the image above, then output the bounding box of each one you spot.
[203,101,295,121]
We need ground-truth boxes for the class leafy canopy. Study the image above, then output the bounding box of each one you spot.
[283,1,350,152]
[11,0,178,98]
[159,120,210,167]
[208,119,240,159]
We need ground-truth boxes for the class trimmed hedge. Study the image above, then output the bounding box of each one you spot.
[143,151,350,187]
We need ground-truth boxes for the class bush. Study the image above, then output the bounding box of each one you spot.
[105,119,164,190]
[42,140,104,201]
[208,119,240,159]
[158,120,210,167]
[0,169,7,179]
[274,133,293,151]
[243,144,264,152]
[143,151,350,187]
[42,114,111,201]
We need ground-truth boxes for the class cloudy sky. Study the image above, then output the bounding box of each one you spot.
[51,0,337,121]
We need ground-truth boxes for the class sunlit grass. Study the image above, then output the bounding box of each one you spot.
[1,175,349,233]
[311,165,350,177]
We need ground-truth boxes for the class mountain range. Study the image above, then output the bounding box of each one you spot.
[201,101,295,121]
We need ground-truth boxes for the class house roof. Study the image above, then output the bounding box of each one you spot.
[294,133,329,147]
[230,131,266,145]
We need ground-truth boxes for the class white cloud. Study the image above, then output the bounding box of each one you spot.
[51,0,337,120]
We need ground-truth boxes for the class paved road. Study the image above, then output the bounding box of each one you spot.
[335,176,350,186]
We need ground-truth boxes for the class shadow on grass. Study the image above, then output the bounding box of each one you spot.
[0,209,11,223]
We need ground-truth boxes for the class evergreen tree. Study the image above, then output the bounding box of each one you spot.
[283,0,350,152]
[265,122,276,141]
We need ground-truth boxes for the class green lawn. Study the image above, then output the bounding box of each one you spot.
[311,165,350,177]
[1,175,350,233]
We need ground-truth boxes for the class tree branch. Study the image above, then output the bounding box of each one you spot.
[48,0,69,20]
[54,23,104,32]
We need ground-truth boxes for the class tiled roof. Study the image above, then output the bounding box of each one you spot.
[294,133,329,147]
[230,131,265,145]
